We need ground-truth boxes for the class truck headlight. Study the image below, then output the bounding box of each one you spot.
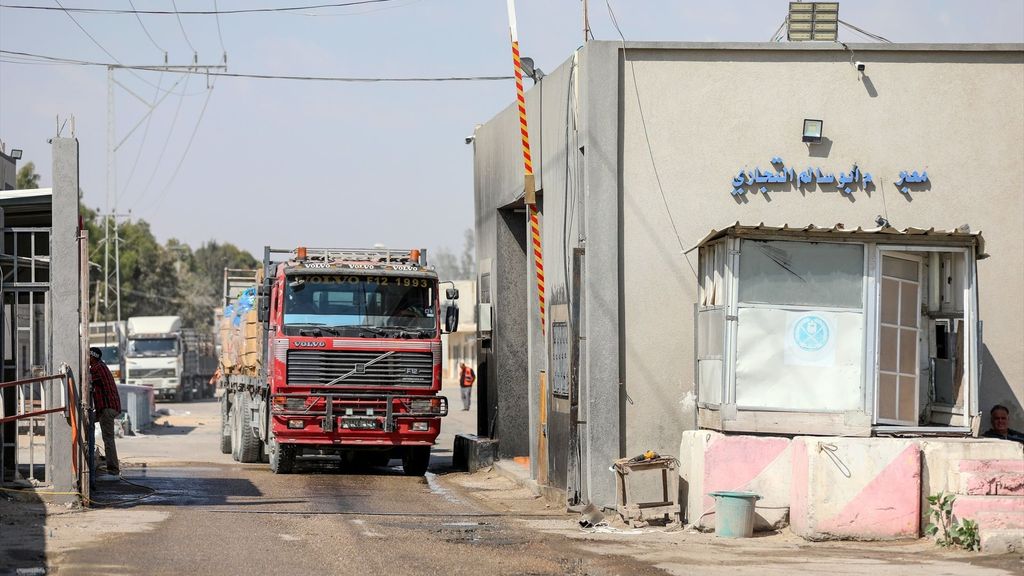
[408,397,446,416]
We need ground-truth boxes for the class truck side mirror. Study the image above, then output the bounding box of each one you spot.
[445,305,459,333]
[445,287,459,300]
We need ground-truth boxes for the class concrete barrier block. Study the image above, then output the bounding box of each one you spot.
[680,430,791,531]
[918,439,1023,527]
[791,437,920,541]
[952,495,1024,530]
[453,433,498,473]
[958,470,1024,496]
[980,529,1024,554]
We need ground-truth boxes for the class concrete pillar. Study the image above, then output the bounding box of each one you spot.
[46,137,80,499]
[580,41,623,509]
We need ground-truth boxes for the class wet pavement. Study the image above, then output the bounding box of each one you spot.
[47,389,666,575]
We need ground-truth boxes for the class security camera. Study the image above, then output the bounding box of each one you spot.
[464,135,475,145]
[856,61,866,72]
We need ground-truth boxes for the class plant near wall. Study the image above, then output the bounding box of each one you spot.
[925,492,981,551]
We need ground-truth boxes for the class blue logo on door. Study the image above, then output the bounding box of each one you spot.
[794,316,829,352]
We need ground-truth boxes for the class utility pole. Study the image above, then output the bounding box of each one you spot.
[103,61,226,325]
[583,0,591,43]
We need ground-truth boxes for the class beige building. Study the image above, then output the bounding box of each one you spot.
[471,42,1024,508]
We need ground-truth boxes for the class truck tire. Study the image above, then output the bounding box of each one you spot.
[230,392,242,462]
[219,394,232,454]
[237,391,263,464]
[174,387,184,403]
[402,446,430,476]
[269,439,295,474]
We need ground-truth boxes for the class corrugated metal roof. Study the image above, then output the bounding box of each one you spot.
[694,222,987,258]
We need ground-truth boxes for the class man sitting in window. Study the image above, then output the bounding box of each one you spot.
[983,405,1024,444]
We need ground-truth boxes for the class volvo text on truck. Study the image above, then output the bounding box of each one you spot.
[215,247,459,475]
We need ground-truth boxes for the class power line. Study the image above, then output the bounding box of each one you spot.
[0,50,514,82]
[127,0,166,56]
[52,0,124,64]
[132,72,191,212]
[1,0,401,15]
[839,19,893,43]
[48,3,179,94]
[213,0,227,60]
[170,0,196,55]
[144,80,217,216]
[605,0,687,256]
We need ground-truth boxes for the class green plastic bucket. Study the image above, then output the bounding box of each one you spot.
[708,491,761,538]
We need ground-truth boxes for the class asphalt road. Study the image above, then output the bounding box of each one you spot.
[52,387,665,576]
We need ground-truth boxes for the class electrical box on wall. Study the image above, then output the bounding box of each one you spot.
[477,303,493,332]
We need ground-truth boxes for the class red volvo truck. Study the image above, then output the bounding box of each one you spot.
[215,246,458,475]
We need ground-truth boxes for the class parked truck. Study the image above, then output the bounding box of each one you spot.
[125,316,217,402]
[215,247,458,475]
[88,320,125,383]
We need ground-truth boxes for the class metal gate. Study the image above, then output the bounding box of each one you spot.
[1,226,51,484]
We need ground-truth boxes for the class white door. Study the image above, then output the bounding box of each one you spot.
[877,254,921,426]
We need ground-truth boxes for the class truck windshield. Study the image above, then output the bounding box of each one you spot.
[97,345,119,363]
[283,274,437,338]
[126,338,179,357]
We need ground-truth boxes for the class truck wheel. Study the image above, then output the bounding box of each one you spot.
[269,439,295,474]
[183,385,193,403]
[219,394,232,454]
[230,393,242,462]
[237,391,263,464]
[402,446,430,476]
[174,387,184,403]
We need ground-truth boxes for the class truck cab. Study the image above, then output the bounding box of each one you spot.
[125,316,184,401]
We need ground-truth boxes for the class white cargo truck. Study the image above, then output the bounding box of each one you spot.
[125,316,185,401]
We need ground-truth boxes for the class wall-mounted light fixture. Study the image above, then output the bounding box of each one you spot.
[10,149,23,160]
[802,119,823,143]
[520,57,545,83]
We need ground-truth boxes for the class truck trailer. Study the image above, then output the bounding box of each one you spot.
[215,247,458,475]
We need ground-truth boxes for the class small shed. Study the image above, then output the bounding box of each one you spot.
[694,223,985,437]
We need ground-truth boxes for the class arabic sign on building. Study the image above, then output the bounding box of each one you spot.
[730,157,929,197]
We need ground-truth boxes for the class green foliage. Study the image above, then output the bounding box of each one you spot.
[81,203,258,332]
[925,492,980,551]
[16,162,41,189]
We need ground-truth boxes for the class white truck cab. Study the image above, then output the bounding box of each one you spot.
[125,316,184,401]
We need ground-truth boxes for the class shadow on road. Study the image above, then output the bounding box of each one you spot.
[0,489,46,576]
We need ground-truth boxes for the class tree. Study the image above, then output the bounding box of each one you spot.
[16,162,40,189]
[77,202,261,330]
[432,228,475,281]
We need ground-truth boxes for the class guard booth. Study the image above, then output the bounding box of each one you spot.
[694,223,984,436]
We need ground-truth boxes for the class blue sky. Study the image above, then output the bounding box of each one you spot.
[1,0,1022,258]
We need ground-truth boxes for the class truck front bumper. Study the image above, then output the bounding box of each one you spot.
[270,391,446,446]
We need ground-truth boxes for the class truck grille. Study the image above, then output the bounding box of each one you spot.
[287,349,434,387]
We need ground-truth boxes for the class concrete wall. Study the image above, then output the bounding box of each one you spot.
[617,43,1024,439]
